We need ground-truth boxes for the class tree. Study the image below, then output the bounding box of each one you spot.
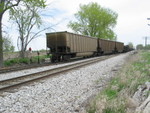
[144,44,150,50]
[3,35,15,52]
[68,2,118,40]
[9,2,45,58]
[0,0,46,67]
[136,44,143,50]
[128,42,134,49]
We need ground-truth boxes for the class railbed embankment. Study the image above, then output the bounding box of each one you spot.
[0,52,131,113]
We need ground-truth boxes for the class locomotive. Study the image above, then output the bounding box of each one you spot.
[46,31,124,62]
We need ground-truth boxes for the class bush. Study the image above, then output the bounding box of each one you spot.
[4,59,19,66]
[18,58,29,64]
[4,54,50,66]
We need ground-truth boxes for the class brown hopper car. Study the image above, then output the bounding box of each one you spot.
[99,39,124,54]
[46,31,124,62]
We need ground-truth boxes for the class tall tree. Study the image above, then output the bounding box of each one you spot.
[0,0,46,67]
[68,2,118,40]
[10,2,45,58]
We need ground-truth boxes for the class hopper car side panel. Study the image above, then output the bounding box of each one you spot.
[116,42,124,52]
[66,33,97,57]
[46,32,67,53]
[100,39,114,54]
[99,39,124,54]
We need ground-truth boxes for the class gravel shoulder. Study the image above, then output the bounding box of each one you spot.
[0,56,104,81]
[0,52,130,113]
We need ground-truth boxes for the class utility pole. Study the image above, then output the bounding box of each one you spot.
[143,36,150,47]
[145,18,150,47]
[144,36,148,47]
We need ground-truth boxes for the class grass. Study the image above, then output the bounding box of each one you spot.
[4,55,50,66]
[103,89,118,100]
[103,105,126,113]
[87,51,150,113]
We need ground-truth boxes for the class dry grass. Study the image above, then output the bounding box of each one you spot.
[86,51,150,113]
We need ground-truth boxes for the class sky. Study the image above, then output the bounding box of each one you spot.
[2,0,150,51]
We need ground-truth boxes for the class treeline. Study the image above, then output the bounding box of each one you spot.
[136,44,150,50]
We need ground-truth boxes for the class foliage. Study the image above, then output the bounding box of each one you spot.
[9,1,46,58]
[4,58,29,66]
[128,42,134,49]
[4,55,49,66]
[0,0,46,67]
[68,2,118,40]
[87,107,96,113]
[144,44,150,50]
[136,44,150,50]
[4,58,18,66]
[103,105,126,113]
[103,89,118,100]
[136,44,144,50]
[19,58,30,64]
[3,35,15,52]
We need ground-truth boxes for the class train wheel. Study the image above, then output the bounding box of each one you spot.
[63,55,71,61]
[97,53,102,56]
[51,58,55,63]
[51,56,56,63]
[51,54,59,63]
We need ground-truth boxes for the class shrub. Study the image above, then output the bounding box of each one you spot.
[4,59,19,66]
[18,58,29,64]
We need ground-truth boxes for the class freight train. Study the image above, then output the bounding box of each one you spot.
[46,31,125,62]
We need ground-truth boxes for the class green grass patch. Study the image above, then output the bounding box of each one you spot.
[4,55,50,66]
[103,89,118,100]
[4,58,19,66]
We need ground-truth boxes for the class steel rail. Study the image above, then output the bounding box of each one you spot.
[0,63,52,74]
[0,57,84,74]
[0,55,117,91]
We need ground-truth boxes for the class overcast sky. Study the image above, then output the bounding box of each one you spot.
[3,0,150,51]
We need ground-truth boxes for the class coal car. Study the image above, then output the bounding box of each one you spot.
[46,31,98,62]
[46,31,124,62]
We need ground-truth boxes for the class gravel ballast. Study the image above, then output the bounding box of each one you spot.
[0,53,130,113]
[0,57,103,81]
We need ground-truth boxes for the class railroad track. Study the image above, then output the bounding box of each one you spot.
[0,57,85,74]
[0,63,52,74]
[0,55,117,91]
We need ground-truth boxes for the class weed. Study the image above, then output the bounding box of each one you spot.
[4,59,18,66]
[87,107,96,113]
[4,55,49,66]
[87,101,96,113]
[104,89,118,100]
[86,51,150,113]
[19,58,29,64]
[103,105,125,113]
